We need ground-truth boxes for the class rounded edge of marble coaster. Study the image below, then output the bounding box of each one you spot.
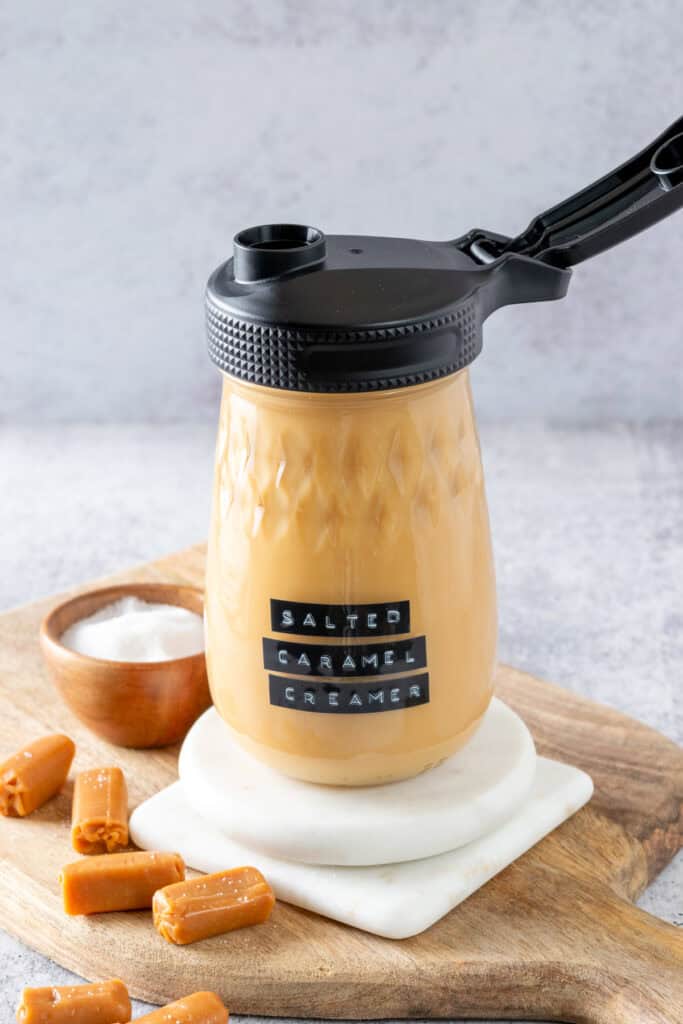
[178,698,537,867]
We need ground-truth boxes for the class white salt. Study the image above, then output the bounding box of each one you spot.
[60,596,205,662]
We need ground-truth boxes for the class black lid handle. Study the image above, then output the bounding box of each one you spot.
[506,116,683,267]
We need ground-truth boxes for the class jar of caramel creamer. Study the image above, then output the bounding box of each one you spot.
[204,225,501,785]
[206,369,495,785]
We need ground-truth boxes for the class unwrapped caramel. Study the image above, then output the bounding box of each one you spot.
[71,766,128,854]
[135,992,227,1023]
[154,866,275,945]
[0,734,75,817]
[16,978,131,1023]
[61,850,184,915]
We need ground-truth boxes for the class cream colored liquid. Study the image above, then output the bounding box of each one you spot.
[205,371,496,785]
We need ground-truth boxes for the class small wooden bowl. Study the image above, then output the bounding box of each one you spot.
[40,583,211,748]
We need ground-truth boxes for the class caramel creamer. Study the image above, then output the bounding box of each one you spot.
[204,126,683,781]
[206,371,496,785]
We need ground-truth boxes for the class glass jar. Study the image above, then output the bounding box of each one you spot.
[205,369,496,785]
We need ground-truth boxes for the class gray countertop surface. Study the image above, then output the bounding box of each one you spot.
[1,420,681,1023]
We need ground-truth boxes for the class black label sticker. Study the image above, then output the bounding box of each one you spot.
[268,673,430,714]
[270,599,410,637]
[263,636,427,676]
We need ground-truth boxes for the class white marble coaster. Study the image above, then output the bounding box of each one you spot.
[178,698,537,865]
[130,758,592,939]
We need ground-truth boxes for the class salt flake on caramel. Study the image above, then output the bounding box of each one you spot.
[154,866,275,945]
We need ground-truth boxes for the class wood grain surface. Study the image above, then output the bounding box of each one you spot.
[0,543,681,1024]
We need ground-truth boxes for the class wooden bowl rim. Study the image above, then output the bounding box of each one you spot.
[40,582,206,673]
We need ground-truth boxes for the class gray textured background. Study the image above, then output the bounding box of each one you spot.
[1,2,682,1021]
[2,0,683,423]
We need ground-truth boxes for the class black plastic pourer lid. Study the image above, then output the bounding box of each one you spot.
[206,117,683,393]
[205,225,572,393]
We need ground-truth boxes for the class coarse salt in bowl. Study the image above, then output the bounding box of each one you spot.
[60,596,205,663]
[40,584,211,748]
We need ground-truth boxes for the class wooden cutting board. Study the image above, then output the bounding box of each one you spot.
[0,544,681,1024]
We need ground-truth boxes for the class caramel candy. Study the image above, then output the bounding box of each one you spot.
[136,992,227,1023]
[61,850,184,915]
[0,734,75,817]
[154,866,275,945]
[72,766,128,854]
[16,978,131,1023]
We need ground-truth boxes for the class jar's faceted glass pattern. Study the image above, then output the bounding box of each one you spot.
[206,371,496,785]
